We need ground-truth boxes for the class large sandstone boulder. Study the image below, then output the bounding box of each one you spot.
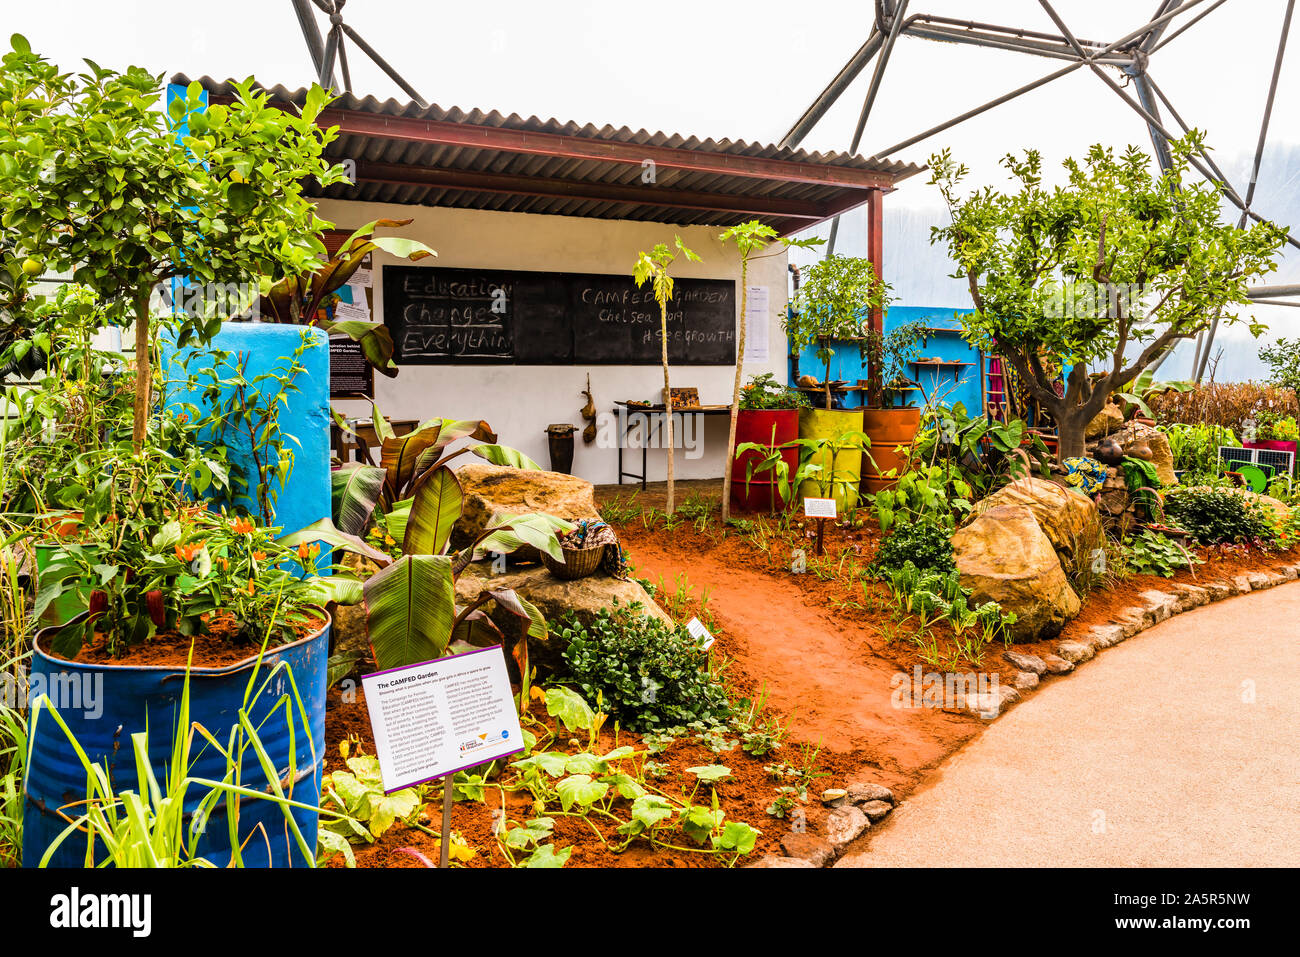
[331,558,671,675]
[453,562,673,676]
[452,462,602,555]
[1111,422,1175,486]
[1085,402,1125,439]
[952,504,1081,642]
[968,477,1102,574]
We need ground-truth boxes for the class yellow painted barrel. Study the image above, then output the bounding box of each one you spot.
[797,407,865,513]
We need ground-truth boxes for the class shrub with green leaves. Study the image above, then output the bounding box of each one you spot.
[1124,530,1199,578]
[1164,487,1273,545]
[872,518,955,576]
[557,605,733,732]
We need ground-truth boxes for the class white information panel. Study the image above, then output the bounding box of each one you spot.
[362,646,525,794]
[686,616,715,650]
[803,497,837,519]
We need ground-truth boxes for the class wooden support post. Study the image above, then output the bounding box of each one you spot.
[866,187,885,408]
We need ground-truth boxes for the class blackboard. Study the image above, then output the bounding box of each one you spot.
[382,266,736,366]
[328,336,374,397]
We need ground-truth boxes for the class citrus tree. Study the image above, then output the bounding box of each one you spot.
[633,237,700,515]
[0,35,346,449]
[930,133,1286,460]
[785,254,890,410]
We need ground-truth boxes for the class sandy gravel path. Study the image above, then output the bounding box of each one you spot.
[838,581,1300,867]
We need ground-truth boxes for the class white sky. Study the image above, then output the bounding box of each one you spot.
[9,0,1299,377]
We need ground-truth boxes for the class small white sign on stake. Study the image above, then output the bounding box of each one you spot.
[361,646,525,794]
[686,616,714,650]
[803,497,837,519]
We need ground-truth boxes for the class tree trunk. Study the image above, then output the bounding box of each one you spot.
[660,304,675,514]
[824,355,832,410]
[132,292,152,451]
[720,264,748,524]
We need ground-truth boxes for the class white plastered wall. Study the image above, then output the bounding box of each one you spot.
[318,199,790,485]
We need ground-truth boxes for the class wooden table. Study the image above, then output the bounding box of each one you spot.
[612,402,732,490]
[331,418,419,465]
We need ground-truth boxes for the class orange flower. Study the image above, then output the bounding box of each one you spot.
[175,413,189,424]
[215,556,229,572]
[297,542,320,562]
[174,541,206,562]
[252,550,266,562]
[247,578,256,595]
[230,517,255,535]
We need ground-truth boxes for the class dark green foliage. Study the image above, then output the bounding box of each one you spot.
[872,519,955,576]
[557,605,733,732]
[1164,488,1273,545]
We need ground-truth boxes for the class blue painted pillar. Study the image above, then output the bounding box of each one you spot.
[161,323,333,574]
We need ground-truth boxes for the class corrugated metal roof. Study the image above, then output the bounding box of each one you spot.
[174,74,923,232]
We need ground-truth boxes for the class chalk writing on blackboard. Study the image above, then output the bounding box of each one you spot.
[383,266,736,366]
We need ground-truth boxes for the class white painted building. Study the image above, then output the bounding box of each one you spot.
[183,76,921,486]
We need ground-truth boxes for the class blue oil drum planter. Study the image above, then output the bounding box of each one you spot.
[23,610,331,868]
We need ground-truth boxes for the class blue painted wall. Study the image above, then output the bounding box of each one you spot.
[161,323,333,574]
[791,304,983,414]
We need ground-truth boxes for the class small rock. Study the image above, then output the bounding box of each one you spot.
[1113,607,1148,637]
[820,788,848,808]
[778,833,835,867]
[1014,670,1040,690]
[1088,624,1125,648]
[1043,654,1075,675]
[1203,580,1233,602]
[1247,572,1272,590]
[846,782,895,806]
[1231,575,1253,595]
[1139,590,1176,623]
[965,691,1003,718]
[1055,640,1095,664]
[748,855,816,868]
[1004,650,1045,674]
[1280,564,1299,582]
[825,805,870,849]
[859,800,893,822]
[1172,584,1208,609]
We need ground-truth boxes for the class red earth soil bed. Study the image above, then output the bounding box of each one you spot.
[323,493,1295,867]
[48,613,329,668]
[322,685,863,868]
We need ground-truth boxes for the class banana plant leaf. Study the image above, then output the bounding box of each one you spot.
[332,464,386,536]
[469,513,574,563]
[380,424,444,500]
[364,554,457,670]
[300,573,365,607]
[320,320,399,378]
[470,444,543,470]
[403,465,462,555]
[385,498,412,547]
[279,517,392,567]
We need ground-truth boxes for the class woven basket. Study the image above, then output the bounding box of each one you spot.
[541,543,605,580]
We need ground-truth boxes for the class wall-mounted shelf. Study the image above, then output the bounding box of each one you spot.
[909,359,973,383]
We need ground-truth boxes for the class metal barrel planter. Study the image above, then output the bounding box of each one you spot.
[797,407,864,513]
[861,407,921,495]
[23,611,331,868]
[730,408,799,513]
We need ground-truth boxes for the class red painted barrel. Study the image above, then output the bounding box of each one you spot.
[730,409,800,513]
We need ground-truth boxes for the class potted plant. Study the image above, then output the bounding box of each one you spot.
[784,255,888,505]
[861,320,927,492]
[1246,411,1299,470]
[730,373,808,513]
[0,40,378,867]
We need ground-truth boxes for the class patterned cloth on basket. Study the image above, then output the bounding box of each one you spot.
[558,519,628,580]
[1062,456,1107,496]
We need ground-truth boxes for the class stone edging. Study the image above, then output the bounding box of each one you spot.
[749,559,1300,869]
